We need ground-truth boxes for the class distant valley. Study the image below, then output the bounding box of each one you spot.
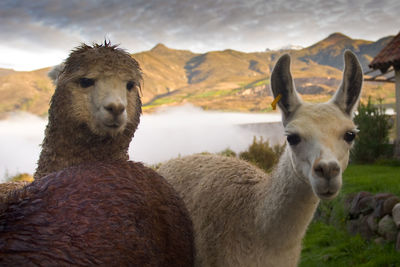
[0,32,395,117]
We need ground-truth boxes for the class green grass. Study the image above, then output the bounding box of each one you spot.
[300,163,400,267]
[243,78,269,89]
[191,89,237,99]
[342,164,400,195]
[300,222,400,267]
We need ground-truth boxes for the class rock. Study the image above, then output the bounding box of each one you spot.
[367,214,379,233]
[343,192,358,212]
[358,196,377,215]
[378,215,397,242]
[374,237,385,245]
[349,191,373,218]
[382,196,400,216]
[392,203,400,228]
[373,200,384,219]
[374,193,394,202]
[359,214,376,240]
[347,215,375,240]
[374,195,400,219]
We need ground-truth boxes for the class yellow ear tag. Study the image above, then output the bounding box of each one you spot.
[271,94,282,110]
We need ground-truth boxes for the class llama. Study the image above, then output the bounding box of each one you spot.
[158,50,363,267]
[0,42,194,266]
[34,41,143,180]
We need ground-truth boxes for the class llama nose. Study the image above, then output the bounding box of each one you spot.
[313,161,340,180]
[104,103,125,116]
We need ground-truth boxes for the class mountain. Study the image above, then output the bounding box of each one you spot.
[278,44,303,51]
[0,32,395,116]
[294,32,394,71]
[0,67,53,117]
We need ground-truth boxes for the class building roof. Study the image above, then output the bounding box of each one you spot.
[369,31,400,73]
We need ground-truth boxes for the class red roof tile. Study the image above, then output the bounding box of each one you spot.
[369,31,400,72]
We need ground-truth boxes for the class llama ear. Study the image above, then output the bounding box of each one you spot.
[270,54,302,124]
[330,50,363,117]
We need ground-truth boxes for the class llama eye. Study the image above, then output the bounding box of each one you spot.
[287,134,301,146]
[79,78,95,88]
[126,81,135,92]
[344,131,356,143]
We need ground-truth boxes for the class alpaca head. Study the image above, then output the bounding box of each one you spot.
[50,41,142,138]
[270,51,362,200]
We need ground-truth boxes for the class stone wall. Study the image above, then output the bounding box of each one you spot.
[346,191,400,250]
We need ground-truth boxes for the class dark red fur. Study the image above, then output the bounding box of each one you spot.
[0,161,194,266]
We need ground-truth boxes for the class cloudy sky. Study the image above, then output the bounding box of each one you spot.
[1,0,399,71]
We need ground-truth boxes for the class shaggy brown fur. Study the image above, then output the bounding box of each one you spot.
[0,161,194,266]
[34,42,143,180]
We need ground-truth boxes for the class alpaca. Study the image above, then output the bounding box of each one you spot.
[0,42,194,265]
[158,51,363,267]
[0,161,194,266]
[0,42,142,201]
[34,41,143,180]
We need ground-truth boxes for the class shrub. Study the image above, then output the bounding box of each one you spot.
[351,97,393,163]
[239,136,285,172]
[218,148,237,157]
[7,173,34,182]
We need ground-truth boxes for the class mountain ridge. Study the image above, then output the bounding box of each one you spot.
[0,32,395,116]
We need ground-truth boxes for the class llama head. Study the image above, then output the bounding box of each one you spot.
[270,51,362,200]
[51,41,142,138]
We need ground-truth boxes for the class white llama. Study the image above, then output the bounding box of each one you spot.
[158,50,363,267]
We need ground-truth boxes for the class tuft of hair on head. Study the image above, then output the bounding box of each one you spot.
[91,39,119,49]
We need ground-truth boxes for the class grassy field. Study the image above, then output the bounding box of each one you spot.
[300,163,400,266]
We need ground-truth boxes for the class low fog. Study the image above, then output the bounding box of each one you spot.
[0,105,283,182]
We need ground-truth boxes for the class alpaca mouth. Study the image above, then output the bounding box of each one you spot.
[104,123,121,129]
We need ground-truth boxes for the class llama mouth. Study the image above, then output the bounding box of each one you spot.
[319,191,337,199]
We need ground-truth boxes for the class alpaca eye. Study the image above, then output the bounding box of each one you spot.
[79,78,95,88]
[344,131,356,143]
[126,81,135,92]
[287,134,301,146]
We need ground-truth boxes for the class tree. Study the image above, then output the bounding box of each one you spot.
[351,97,393,163]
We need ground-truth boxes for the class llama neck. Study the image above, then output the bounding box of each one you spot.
[255,148,319,249]
[34,120,132,180]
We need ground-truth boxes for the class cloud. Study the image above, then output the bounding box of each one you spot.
[0,0,399,70]
[0,105,283,182]
[130,104,283,165]
[0,112,46,182]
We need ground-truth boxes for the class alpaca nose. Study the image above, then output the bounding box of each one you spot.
[104,103,125,116]
[313,161,340,180]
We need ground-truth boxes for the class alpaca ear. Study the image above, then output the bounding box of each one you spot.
[270,54,302,124]
[48,63,65,85]
[330,50,363,117]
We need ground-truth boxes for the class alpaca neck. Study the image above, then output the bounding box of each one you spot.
[34,120,132,180]
[256,148,319,249]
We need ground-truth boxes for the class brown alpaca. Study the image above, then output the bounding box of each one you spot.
[0,42,194,266]
[35,42,142,180]
[159,51,363,267]
[0,161,194,266]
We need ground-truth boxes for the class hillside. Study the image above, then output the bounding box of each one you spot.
[0,32,395,116]
[0,67,53,118]
[293,32,394,71]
